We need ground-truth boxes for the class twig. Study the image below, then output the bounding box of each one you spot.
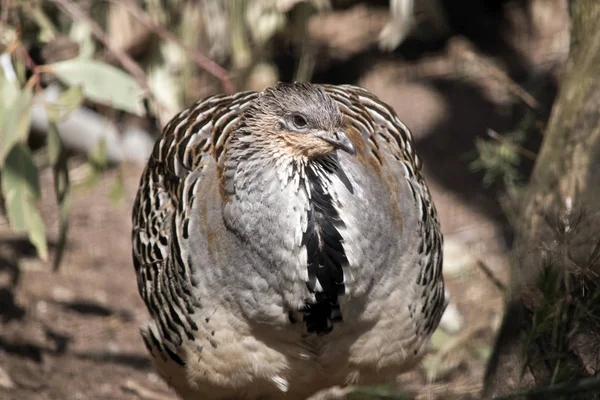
[0,364,15,390]
[1,0,12,25]
[48,0,151,98]
[109,0,236,94]
[17,41,38,70]
[122,380,172,400]
[487,128,538,161]
[449,38,540,111]
[477,259,507,293]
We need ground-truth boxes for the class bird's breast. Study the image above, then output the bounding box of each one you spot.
[218,155,402,331]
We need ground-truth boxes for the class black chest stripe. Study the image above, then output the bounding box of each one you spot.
[300,162,348,334]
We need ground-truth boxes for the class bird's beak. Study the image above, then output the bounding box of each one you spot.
[315,131,356,155]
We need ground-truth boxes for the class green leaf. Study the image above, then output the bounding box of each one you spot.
[48,123,71,270]
[47,85,84,123]
[79,138,107,190]
[0,82,33,166]
[26,4,58,42]
[88,137,107,171]
[47,121,62,166]
[0,67,20,113]
[47,59,145,115]
[0,144,48,260]
[69,21,95,59]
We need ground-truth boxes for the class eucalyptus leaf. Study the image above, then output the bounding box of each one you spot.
[47,59,145,115]
[69,19,95,58]
[88,137,108,171]
[47,85,84,123]
[47,122,62,166]
[0,71,19,115]
[80,138,108,189]
[26,4,58,42]
[0,83,33,166]
[0,52,18,82]
[0,145,48,261]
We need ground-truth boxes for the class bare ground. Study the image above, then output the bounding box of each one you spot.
[0,163,177,400]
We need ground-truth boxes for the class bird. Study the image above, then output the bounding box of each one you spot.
[131,82,446,400]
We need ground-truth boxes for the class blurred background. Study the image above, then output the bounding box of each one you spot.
[0,0,583,399]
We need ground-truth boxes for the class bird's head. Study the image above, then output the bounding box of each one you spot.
[241,82,356,159]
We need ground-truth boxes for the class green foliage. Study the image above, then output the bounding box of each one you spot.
[469,114,537,198]
[46,85,84,122]
[0,2,142,266]
[471,134,522,188]
[47,59,145,116]
[1,144,48,260]
[82,138,108,189]
[0,78,33,166]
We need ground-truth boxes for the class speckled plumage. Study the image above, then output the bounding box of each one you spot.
[131,83,446,399]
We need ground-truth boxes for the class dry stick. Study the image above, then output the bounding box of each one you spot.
[47,0,180,125]
[49,0,150,97]
[477,259,507,293]
[391,41,540,113]
[1,0,11,25]
[122,380,172,400]
[111,0,236,94]
[449,38,540,111]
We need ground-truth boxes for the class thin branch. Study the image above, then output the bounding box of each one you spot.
[48,0,151,98]
[1,0,11,25]
[122,380,172,400]
[110,0,235,94]
[477,259,507,293]
[449,38,540,111]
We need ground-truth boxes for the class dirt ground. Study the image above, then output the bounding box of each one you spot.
[0,163,178,400]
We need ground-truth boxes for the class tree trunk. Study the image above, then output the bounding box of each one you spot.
[483,0,600,396]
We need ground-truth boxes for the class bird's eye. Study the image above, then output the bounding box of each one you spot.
[292,114,308,128]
